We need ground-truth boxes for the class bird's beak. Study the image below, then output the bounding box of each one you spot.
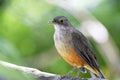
[48,20,55,24]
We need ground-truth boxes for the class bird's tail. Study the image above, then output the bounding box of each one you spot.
[89,69,105,79]
[86,65,105,79]
[98,69,105,79]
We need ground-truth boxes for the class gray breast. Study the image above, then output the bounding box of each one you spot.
[54,29,73,52]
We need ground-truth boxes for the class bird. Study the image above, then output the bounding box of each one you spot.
[50,16,105,79]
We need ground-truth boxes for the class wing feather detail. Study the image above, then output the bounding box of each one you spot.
[71,31,99,71]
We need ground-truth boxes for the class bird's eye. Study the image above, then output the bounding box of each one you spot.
[60,19,63,23]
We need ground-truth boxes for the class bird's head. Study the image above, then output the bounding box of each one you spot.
[49,16,71,27]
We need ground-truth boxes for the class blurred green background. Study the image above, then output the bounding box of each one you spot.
[0,0,120,80]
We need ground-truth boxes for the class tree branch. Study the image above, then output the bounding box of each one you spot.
[0,61,105,80]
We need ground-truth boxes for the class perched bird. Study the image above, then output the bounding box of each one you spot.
[50,16,105,79]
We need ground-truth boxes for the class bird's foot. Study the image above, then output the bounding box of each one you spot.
[79,67,86,73]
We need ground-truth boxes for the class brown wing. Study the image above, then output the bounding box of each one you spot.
[71,30,99,71]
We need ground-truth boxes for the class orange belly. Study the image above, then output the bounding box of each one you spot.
[56,45,86,67]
